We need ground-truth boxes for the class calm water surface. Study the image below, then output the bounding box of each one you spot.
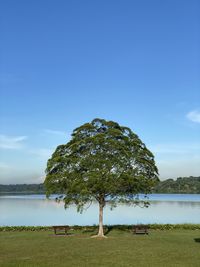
[0,194,200,226]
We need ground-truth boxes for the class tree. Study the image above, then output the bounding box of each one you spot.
[44,118,159,237]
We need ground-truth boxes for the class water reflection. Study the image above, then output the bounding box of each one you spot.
[0,194,200,226]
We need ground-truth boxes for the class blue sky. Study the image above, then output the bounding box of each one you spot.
[0,0,200,184]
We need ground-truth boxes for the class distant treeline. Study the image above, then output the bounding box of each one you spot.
[0,183,45,193]
[0,176,200,194]
[153,176,200,194]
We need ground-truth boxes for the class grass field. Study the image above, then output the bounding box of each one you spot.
[0,229,200,267]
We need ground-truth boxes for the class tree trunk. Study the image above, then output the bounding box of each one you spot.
[97,201,104,237]
[91,196,107,238]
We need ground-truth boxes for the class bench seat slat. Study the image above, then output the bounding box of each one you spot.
[133,225,149,235]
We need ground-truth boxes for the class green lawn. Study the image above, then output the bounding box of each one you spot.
[0,229,200,267]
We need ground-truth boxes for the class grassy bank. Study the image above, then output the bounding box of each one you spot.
[0,229,200,267]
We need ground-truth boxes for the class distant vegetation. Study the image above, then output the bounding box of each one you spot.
[1,224,200,232]
[0,183,45,193]
[0,176,200,194]
[153,176,200,194]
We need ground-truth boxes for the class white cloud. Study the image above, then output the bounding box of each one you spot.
[186,110,200,123]
[0,135,27,149]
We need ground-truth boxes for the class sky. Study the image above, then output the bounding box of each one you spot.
[0,0,200,184]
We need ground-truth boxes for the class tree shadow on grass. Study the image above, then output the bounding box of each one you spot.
[194,238,200,243]
[82,226,114,236]
[104,226,131,236]
[81,225,132,236]
[104,226,114,235]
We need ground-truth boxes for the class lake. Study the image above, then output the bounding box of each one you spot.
[0,194,200,226]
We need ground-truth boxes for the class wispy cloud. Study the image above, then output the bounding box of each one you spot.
[0,135,27,149]
[43,129,67,136]
[186,110,200,123]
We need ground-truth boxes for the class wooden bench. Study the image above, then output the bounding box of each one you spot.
[53,225,70,235]
[133,225,149,235]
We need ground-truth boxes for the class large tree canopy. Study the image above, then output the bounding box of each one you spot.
[45,118,159,237]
